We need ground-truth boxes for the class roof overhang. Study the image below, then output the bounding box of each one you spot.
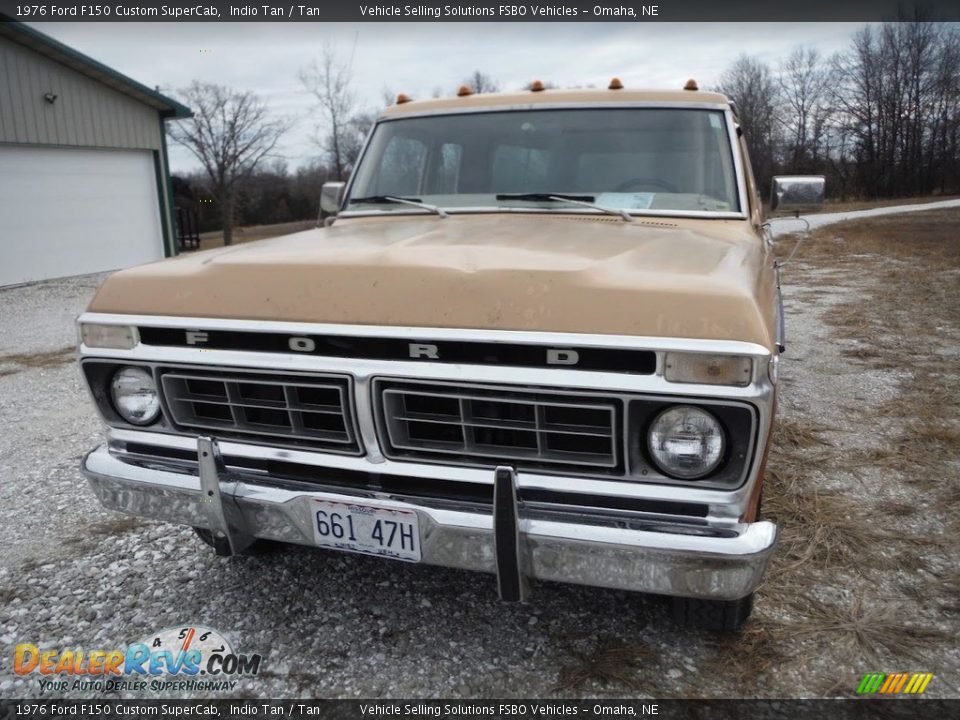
[0,17,192,119]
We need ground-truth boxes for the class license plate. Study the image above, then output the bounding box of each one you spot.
[311,500,421,562]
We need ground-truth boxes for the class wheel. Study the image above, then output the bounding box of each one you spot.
[192,527,283,556]
[193,527,234,556]
[670,593,754,632]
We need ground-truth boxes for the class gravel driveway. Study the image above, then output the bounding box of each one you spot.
[1,203,957,699]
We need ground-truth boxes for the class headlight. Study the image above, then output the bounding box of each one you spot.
[647,405,725,479]
[110,367,160,425]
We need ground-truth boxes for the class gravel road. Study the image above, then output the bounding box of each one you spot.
[767,197,960,237]
[0,203,957,699]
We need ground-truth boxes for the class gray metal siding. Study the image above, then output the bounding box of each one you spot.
[0,37,162,151]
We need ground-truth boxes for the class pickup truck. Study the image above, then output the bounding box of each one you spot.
[78,81,824,631]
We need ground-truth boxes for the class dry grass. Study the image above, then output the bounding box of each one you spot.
[942,479,960,506]
[876,378,948,421]
[818,195,960,213]
[87,516,146,537]
[754,209,959,679]
[708,618,789,677]
[761,428,938,577]
[840,346,883,362]
[795,209,960,267]
[0,345,74,377]
[555,643,651,693]
[772,417,833,450]
[61,516,146,554]
[784,209,960,497]
[822,304,872,333]
[762,467,932,575]
[786,595,947,664]
[933,571,960,615]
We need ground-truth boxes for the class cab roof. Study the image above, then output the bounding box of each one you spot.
[381,87,731,118]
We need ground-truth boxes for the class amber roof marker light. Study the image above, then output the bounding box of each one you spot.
[530,80,545,92]
[608,77,624,90]
[395,93,413,104]
[684,78,699,91]
[457,84,474,97]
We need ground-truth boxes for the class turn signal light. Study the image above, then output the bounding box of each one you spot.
[80,323,138,349]
[664,353,752,387]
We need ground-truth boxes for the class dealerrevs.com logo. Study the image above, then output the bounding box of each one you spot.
[14,625,262,693]
[856,672,934,695]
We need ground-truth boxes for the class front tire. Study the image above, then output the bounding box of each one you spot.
[670,593,754,632]
[192,527,234,555]
[192,527,284,556]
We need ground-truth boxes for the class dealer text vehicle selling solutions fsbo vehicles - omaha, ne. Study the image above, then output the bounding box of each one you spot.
[78,81,825,631]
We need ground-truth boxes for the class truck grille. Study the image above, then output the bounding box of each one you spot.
[160,370,358,453]
[375,380,621,473]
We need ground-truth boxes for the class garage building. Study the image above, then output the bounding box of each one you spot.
[0,21,191,287]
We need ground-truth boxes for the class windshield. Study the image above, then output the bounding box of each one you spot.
[347,108,740,215]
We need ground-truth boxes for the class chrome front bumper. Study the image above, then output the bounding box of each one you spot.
[81,440,778,602]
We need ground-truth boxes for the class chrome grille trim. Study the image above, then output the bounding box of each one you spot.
[375,380,621,473]
[160,370,358,453]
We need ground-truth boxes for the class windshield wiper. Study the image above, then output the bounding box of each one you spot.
[496,193,595,203]
[349,195,448,218]
[495,193,633,222]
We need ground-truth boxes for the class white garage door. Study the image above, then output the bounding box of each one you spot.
[0,145,165,287]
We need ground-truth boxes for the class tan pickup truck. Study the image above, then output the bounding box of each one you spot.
[78,83,824,631]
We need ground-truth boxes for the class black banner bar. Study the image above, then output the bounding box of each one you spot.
[2,0,959,23]
[3,699,960,718]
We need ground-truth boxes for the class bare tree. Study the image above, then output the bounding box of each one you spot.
[461,70,501,94]
[708,19,960,201]
[833,14,956,197]
[716,55,782,197]
[300,43,363,180]
[169,81,289,246]
[778,47,833,173]
[931,26,960,194]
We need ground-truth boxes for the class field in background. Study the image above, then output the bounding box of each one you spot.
[188,196,960,251]
[820,195,960,213]
[196,219,317,250]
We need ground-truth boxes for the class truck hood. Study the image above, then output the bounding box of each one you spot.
[88,214,776,349]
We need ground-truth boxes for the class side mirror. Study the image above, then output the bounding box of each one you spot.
[320,182,346,216]
[770,176,825,216]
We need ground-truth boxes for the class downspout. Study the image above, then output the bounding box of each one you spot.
[157,113,178,257]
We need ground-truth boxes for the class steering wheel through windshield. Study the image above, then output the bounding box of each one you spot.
[613,177,678,193]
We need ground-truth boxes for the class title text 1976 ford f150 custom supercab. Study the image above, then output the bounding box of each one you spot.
[79,81,824,631]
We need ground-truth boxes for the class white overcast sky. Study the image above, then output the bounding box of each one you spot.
[32,22,867,174]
